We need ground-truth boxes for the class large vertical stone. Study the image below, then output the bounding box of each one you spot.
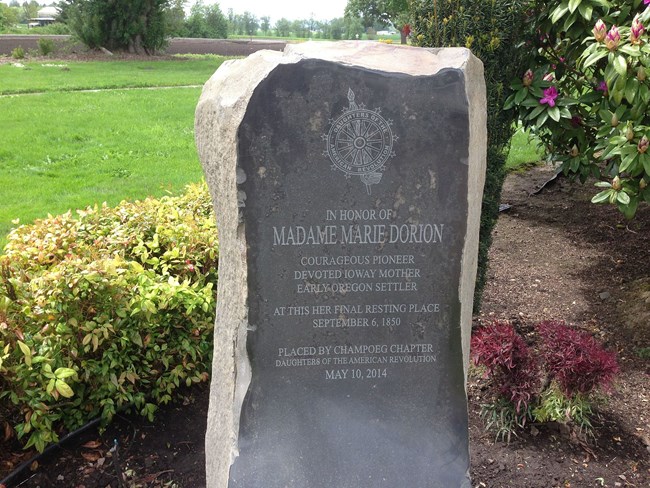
[196,42,486,488]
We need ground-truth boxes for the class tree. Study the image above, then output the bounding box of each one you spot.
[330,17,345,40]
[0,3,19,30]
[184,1,228,39]
[62,0,170,53]
[315,20,330,39]
[204,3,228,38]
[344,0,409,43]
[228,12,244,34]
[164,0,186,38]
[275,17,291,37]
[291,19,308,38]
[226,7,234,28]
[0,6,8,30]
[21,1,39,22]
[343,15,364,39]
[260,15,270,35]
[241,11,258,36]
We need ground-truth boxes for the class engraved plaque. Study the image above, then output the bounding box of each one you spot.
[232,60,470,487]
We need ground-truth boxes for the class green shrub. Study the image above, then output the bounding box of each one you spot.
[0,182,218,452]
[38,37,55,56]
[410,0,532,311]
[11,46,25,59]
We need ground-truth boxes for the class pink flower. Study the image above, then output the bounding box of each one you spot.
[596,80,608,94]
[645,0,650,5]
[630,16,644,44]
[540,86,558,107]
[593,19,607,42]
[605,25,620,50]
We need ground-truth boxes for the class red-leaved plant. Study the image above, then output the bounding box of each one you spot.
[471,319,619,440]
[471,321,540,415]
[537,320,619,397]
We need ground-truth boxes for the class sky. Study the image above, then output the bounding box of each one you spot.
[210,0,348,22]
[0,0,349,23]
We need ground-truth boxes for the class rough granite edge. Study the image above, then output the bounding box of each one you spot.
[458,53,487,382]
[195,49,291,488]
[285,41,471,76]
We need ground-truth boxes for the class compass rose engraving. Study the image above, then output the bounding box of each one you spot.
[323,89,397,194]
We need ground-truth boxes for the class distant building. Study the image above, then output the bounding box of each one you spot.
[29,6,60,28]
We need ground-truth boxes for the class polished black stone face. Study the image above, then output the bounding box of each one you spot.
[231,59,471,487]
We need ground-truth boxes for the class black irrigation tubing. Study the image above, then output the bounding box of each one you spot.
[530,168,563,195]
[497,168,564,213]
[1,416,103,488]
[1,385,196,486]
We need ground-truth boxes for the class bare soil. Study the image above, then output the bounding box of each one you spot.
[471,165,650,488]
[1,169,648,486]
[0,35,285,58]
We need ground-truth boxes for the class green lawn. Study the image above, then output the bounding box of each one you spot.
[0,88,205,243]
[0,55,544,248]
[0,58,224,95]
[506,126,545,170]
[0,57,227,247]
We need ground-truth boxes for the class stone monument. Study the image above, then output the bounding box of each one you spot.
[195,42,486,488]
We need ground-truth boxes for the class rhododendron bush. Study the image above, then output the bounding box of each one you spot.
[506,0,650,218]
